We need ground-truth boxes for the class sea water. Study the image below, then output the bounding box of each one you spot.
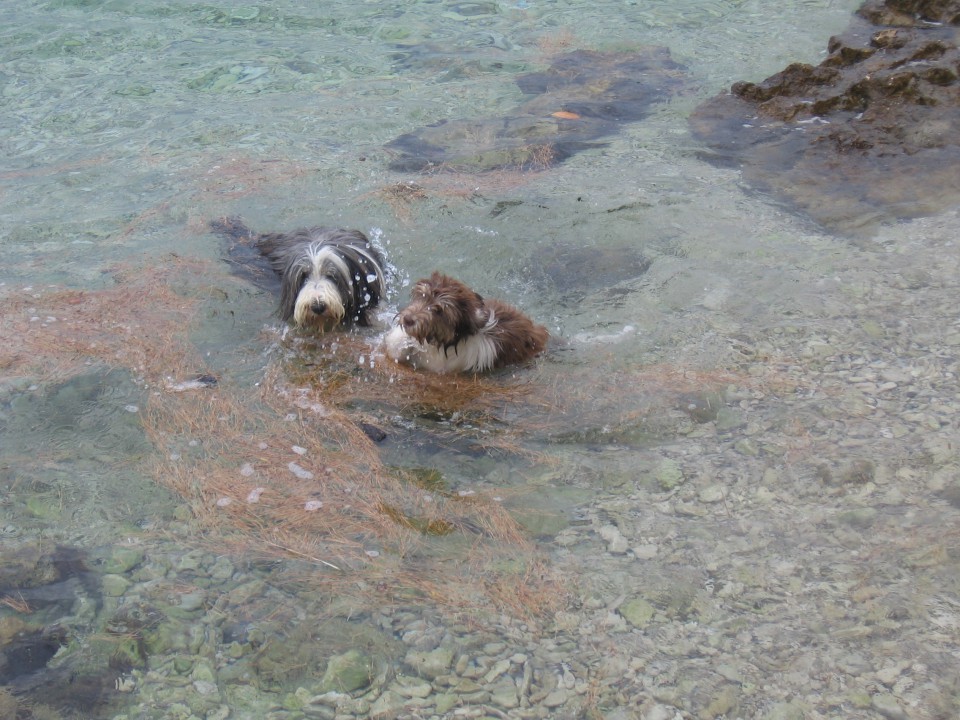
[3,1,959,718]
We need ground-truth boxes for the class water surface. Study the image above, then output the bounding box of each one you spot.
[3,1,960,719]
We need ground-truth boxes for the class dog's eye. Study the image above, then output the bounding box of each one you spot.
[430,305,442,313]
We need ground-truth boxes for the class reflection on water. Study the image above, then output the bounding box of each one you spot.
[3,0,960,718]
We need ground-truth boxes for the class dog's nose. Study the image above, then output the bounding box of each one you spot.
[311,301,327,315]
[401,315,414,328]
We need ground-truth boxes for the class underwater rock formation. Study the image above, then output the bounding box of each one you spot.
[386,48,686,172]
[690,0,960,235]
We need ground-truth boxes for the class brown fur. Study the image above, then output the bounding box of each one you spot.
[396,272,548,369]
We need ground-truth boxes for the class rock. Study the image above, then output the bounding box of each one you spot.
[176,551,205,572]
[433,693,457,714]
[318,650,373,693]
[404,646,454,679]
[103,547,144,574]
[490,682,519,709]
[619,598,656,628]
[177,591,206,612]
[25,496,61,520]
[101,574,130,597]
[716,408,745,431]
[836,507,878,528]
[679,392,724,423]
[871,693,908,720]
[193,680,219,697]
[483,658,511,683]
[841,459,875,484]
[391,676,432,699]
[542,688,570,708]
[359,421,387,442]
[762,701,810,720]
[875,663,906,687]
[655,460,685,490]
[644,705,676,720]
[698,485,726,504]
[733,438,759,456]
[208,556,234,581]
[191,659,217,683]
[303,706,335,720]
[369,690,406,718]
[452,678,483,694]
[599,524,630,554]
[632,544,659,560]
[532,242,653,305]
[703,685,740,719]
[386,49,686,172]
[690,0,960,235]
[306,691,347,708]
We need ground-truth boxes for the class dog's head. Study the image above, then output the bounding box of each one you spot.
[284,243,351,330]
[278,232,385,331]
[396,272,489,350]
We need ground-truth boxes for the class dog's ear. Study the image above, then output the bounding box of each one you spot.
[278,258,309,321]
[467,288,488,326]
[451,290,487,338]
[472,295,489,326]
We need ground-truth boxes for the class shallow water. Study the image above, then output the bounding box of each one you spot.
[3,1,960,719]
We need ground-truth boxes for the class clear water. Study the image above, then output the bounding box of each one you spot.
[4,0,960,718]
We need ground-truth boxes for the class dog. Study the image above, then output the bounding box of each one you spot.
[384,272,549,373]
[211,217,386,331]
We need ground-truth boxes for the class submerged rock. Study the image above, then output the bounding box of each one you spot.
[319,649,373,693]
[387,48,686,172]
[690,0,960,235]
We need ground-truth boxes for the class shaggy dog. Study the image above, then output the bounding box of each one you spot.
[384,272,549,373]
[211,217,386,331]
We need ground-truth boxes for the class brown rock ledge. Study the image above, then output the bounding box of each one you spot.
[690,0,960,236]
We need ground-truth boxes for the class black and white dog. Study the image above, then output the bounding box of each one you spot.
[211,217,386,331]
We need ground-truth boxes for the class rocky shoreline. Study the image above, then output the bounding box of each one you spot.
[691,0,960,236]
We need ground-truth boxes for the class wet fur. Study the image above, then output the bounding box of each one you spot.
[211,217,386,331]
[384,272,548,373]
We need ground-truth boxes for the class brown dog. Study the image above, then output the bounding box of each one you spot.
[384,272,548,373]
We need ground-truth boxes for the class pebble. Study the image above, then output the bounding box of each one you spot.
[598,524,629,554]
[287,462,314,480]
[875,665,904,687]
[177,591,206,612]
[632,544,658,559]
[405,646,454,679]
[392,676,432,698]
[368,690,406,717]
[871,694,908,720]
[490,682,519,708]
[698,485,726,503]
[483,658,511,683]
[101,574,131,597]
